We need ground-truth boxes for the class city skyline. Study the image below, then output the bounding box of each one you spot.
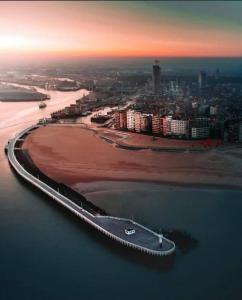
[0,1,242,64]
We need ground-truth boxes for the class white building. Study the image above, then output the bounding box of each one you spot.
[170,120,189,138]
[152,115,162,134]
[162,116,172,136]
[134,112,142,133]
[127,110,135,131]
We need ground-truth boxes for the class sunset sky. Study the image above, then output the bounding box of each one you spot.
[0,1,242,62]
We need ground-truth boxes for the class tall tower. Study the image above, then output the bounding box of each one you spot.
[198,71,207,89]
[153,60,161,95]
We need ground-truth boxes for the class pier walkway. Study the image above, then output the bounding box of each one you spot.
[7,125,175,256]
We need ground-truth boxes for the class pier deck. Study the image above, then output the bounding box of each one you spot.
[7,125,175,256]
[95,216,173,252]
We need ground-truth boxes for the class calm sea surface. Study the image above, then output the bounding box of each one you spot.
[0,86,242,300]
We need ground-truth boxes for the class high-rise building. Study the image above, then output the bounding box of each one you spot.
[190,117,210,139]
[198,71,207,89]
[114,110,127,130]
[152,60,161,94]
[114,111,120,129]
[152,115,162,135]
[140,114,152,132]
[134,112,142,133]
[162,116,172,136]
[119,110,127,129]
[170,119,189,138]
[127,109,135,131]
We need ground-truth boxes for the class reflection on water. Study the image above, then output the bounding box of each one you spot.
[81,182,199,256]
[164,229,198,256]
[0,85,88,155]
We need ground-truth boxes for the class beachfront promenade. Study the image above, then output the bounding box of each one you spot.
[7,125,175,256]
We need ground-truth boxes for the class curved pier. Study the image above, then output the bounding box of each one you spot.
[7,125,175,256]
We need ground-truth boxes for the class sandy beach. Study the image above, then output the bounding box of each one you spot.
[97,128,210,150]
[22,125,242,190]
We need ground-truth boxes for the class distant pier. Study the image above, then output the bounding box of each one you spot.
[7,125,175,256]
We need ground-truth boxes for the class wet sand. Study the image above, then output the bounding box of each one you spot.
[22,125,242,189]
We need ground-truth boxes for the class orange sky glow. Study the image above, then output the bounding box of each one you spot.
[0,1,241,63]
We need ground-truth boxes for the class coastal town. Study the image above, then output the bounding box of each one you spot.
[2,58,242,189]
[2,59,242,146]
[55,60,240,146]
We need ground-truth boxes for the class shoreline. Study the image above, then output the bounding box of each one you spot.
[22,125,242,191]
[76,178,242,193]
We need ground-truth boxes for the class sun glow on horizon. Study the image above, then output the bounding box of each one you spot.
[0,35,41,51]
[0,1,242,62]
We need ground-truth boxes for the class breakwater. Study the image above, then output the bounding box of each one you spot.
[7,125,175,256]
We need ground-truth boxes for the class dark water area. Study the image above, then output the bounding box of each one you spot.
[1,88,242,299]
